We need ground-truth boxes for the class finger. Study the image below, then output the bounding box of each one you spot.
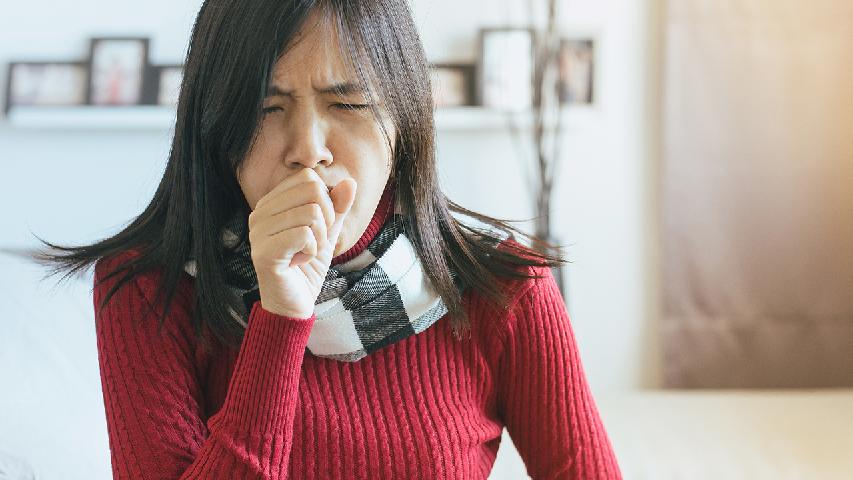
[327,178,357,244]
[251,177,335,233]
[251,202,327,248]
[262,181,333,231]
[280,225,317,266]
[329,177,357,215]
[308,204,329,253]
[251,223,317,267]
[254,168,324,211]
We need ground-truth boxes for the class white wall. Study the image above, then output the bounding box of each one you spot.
[412,0,663,393]
[0,0,660,477]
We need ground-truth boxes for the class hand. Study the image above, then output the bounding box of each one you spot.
[247,168,357,318]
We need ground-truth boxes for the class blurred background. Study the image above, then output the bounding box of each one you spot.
[1,0,851,478]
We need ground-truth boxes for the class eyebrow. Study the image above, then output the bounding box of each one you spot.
[265,81,366,98]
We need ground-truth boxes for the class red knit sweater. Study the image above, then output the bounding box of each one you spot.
[93,187,622,479]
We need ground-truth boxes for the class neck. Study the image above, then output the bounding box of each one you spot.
[331,183,395,266]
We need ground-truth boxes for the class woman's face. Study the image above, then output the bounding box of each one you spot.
[237,12,396,258]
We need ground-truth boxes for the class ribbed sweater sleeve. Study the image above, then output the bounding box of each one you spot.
[93,256,314,479]
[496,265,622,479]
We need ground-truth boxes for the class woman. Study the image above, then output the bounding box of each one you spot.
[35,0,622,478]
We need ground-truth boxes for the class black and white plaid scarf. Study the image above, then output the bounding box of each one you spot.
[184,196,487,362]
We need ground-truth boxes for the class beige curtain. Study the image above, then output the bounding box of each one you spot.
[661,0,853,387]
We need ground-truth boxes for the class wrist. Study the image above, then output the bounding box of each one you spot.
[259,300,314,320]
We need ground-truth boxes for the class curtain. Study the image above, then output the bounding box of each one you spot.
[661,0,853,387]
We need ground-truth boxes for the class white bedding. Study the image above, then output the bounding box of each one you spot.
[2,252,852,479]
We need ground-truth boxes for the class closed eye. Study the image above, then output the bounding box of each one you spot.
[261,104,372,115]
[333,103,372,111]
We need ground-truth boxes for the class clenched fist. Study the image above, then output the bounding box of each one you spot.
[247,168,357,318]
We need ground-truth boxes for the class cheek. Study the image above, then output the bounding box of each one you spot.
[236,162,271,210]
[239,132,287,208]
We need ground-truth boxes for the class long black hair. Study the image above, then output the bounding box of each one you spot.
[30,0,567,350]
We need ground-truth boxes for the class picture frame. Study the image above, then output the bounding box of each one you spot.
[4,61,88,115]
[477,27,536,111]
[557,38,595,105]
[428,63,476,107]
[85,36,150,106]
[143,64,184,106]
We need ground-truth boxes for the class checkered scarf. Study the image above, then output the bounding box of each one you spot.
[183,196,492,362]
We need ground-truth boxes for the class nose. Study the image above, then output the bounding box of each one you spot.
[284,106,333,170]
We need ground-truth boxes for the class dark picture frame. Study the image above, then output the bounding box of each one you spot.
[4,61,88,115]
[557,38,595,105]
[85,36,150,106]
[476,27,537,110]
[428,63,476,107]
[143,64,184,106]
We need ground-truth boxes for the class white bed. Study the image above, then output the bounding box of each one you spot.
[2,252,852,479]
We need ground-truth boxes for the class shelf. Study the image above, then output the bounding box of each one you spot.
[435,106,595,131]
[2,104,595,132]
[4,105,178,130]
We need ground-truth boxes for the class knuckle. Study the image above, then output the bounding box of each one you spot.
[301,168,317,180]
[311,217,324,235]
[250,247,265,263]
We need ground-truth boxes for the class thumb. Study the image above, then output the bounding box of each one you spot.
[327,178,357,243]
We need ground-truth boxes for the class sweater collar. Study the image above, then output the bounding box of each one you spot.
[331,182,395,266]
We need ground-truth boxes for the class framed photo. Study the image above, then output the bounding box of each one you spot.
[4,61,88,114]
[557,38,595,105]
[143,64,184,106]
[86,37,150,106]
[477,27,536,111]
[429,63,476,107]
